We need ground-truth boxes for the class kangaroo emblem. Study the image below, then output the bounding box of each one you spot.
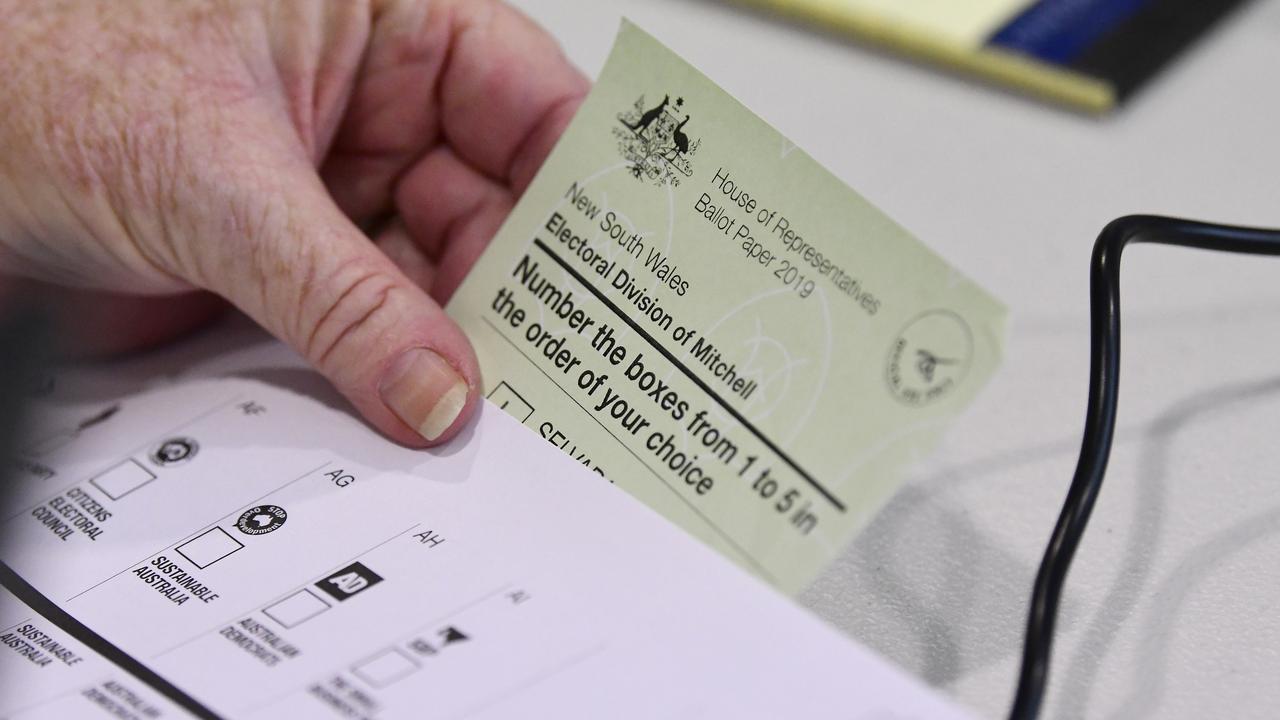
[615,93,699,186]
[627,94,669,136]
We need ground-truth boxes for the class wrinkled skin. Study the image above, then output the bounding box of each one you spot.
[0,0,587,445]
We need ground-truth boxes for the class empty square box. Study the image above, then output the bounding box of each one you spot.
[263,589,331,628]
[352,648,419,688]
[89,459,157,500]
[175,527,244,569]
[487,381,534,423]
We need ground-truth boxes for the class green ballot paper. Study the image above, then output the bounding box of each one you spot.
[447,21,1005,593]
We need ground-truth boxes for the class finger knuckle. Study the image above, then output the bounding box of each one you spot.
[300,263,401,373]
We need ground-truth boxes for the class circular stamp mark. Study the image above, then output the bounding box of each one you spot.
[885,310,974,407]
[150,437,199,466]
[236,505,288,536]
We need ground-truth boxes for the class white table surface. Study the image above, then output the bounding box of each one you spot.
[507,1,1280,718]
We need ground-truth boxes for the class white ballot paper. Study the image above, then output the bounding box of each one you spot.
[0,328,974,719]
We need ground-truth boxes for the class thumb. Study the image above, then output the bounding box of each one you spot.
[196,171,479,447]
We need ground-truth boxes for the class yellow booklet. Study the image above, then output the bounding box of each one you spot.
[735,0,1250,112]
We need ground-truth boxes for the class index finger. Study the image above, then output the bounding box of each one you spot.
[323,0,588,221]
[433,0,589,193]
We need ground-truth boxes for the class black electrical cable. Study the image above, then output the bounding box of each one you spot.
[1008,215,1280,720]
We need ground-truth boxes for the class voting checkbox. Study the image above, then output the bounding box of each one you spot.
[352,648,419,688]
[175,527,244,569]
[263,589,330,628]
[89,459,157,500]
[487,381,534,422]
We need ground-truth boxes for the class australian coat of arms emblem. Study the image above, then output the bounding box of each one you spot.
[614,94,700,187]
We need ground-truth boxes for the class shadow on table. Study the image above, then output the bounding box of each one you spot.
[1057,375,1280,719]
[800,373,1280,716]
[800,480,1054,688]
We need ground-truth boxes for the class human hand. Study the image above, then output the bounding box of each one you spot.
[0,0,587,445]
